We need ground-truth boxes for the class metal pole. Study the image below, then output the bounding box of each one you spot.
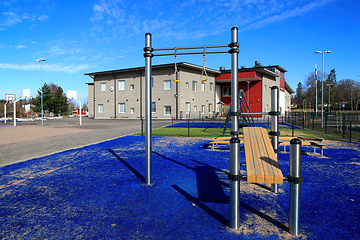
[321,53,324,128]
[270,86,279,193]
[289,138,302,236]
[229,27,240,230]
[41,61,44,127]
[144,33,153,185]
[4,101,7,123]
[14,100,16,127]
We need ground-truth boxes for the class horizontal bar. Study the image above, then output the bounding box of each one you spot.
[153,50,229,57]
[154,45,228,51]
[240,112,270,115]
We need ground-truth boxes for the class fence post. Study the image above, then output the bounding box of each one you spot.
[292,118,295,137]
[289,138,303,237]
[302,112,305,129]
[350,121,352,142]
[188,118,190,137]
[342,113,346,139]
[325,114,328,134]
[312,114,315,131]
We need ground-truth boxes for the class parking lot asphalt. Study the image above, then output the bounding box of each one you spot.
[0,117,171,167]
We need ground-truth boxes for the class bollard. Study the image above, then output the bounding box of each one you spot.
[188,118,190,137]
[289,138,303,236]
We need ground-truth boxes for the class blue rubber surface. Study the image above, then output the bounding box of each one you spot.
[1,136,359,239]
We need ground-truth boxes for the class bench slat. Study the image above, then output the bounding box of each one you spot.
[243,127,283,184]
[243,128,258,183]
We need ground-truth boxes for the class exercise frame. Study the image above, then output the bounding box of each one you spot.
[144,27,241,229]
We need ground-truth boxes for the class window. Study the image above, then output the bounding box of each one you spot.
[164,105,171,115]
[101,83,106,91]
[119,80,125,90]
[130,108,135,114]
[223,86,231,97]
[264,85,267,93]
[201,105,205,114]
[201,82,205,91]
[186,82,189,88]
[194,105,197,112]
[130,84,135,90]
[192,81,197,92]
[119,103,125,113]
[210,83,214,92]
[151,77,153,89]
[98,104,103,113]
[208,103,213,112]
[185,102,191,113]
[151,102,156,113]
[164,80,171,90]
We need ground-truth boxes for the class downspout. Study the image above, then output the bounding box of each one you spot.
[136,69,143,136]
[88,75,95,119]
[110,72,117,119]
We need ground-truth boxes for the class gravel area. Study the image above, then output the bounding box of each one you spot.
[0,117,171,167]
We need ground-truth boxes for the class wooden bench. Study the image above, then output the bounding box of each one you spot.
[243,127,283,184]
[310,141,326,157]
[210,139,243,150]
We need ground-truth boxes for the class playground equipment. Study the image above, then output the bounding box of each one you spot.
[67,90,82,125]
[144,28,302,235]
[222,89,255,136]
[145,27,240,228]
[13,89,31,127]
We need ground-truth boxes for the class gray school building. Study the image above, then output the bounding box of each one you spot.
[85,62,219,119]
[85,61,294,120]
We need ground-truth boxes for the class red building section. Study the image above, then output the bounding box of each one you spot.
[216,71,263,115]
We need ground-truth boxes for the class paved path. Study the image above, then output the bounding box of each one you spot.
[0,117,171,167]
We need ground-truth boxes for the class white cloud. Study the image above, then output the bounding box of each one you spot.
[0,62,92,73]
[2,12,22,26]
[38,15,49,21]
[16,45,27,49]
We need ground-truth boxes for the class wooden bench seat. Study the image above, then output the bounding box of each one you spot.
[243,127,283,184]
[210,139,243,150]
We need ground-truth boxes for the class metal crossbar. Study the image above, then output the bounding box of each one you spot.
[153,50,228,57]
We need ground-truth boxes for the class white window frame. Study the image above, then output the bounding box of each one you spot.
[119,80,125,91]
[210,82,214,92]
[185,102,191,113]
[223,86,231,97]
[208,103,213,113]
[130,108,135,114]
[186,82,189,89]
[98,104,103,113]
[164,80,171,90]
[192,81,197,92]
[194,105,197,112]
[164,105,171,115]
[151,102,156,113]
[201,105,205,114]
[101,82,106,92]
[119,103,125,113]
[201,82,205,91]
[130,84,135,90]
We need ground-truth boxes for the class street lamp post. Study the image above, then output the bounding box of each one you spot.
[315,51,331,128]
[326,83,334,114]
[36,59,46,126]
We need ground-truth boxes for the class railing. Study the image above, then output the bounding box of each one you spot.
[284,111,360,142]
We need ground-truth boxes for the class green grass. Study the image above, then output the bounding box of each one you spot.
[134,127,345,140]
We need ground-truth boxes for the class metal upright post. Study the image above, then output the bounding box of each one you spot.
[229,27,240,230]
[144,33,153,185]
[270,86,280,193]
[289,138,303,236]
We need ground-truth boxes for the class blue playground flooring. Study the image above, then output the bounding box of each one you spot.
[1,136,359,239]
[167,122,301,129]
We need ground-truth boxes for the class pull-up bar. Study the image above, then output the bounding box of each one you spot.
[144,27,241,229]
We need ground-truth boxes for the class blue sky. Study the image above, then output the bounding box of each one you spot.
[1,0,359,103]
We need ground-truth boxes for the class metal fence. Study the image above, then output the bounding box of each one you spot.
[284,111,360,142]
